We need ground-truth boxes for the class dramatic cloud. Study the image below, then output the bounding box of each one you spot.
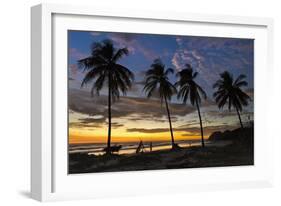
[70,116,124,129]
[69,88,196,120]
[69,122,102,129]
[126,124,239,136]
[68,88,249,133]
[171,37,254,92]
[127,128,169,133]
[177,125,239,134]
[78,117,106,124]
[111,122,124,128]
[205,110,253,118]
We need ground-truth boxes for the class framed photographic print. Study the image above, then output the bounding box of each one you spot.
[31,3,274,201]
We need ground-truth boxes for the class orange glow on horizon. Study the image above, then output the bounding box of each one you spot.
[69,131,208,144]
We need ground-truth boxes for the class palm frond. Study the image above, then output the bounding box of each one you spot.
[81,66,106,87]
[112,48,129,63]
[164,68,174,76]
[196,84,207,100]
[213,71,250,112]
[143,58,175,102]
[175,65,206,106]
[213,80,223,89]
[115,64,135,81]
[235,80,248,87]
[92,74,106,96]
[234,74,246,85]
[78,56,107,71]
[79,39,133,100]
[217,95,229,109]
[192,71,198,79]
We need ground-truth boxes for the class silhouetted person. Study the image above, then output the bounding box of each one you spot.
[136,140,145,154]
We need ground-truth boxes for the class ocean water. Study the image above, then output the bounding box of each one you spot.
[69,140,230,156]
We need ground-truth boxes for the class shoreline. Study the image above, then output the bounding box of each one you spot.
[69,140,232,156]
[69,142,253,174]
[69,127,254,174]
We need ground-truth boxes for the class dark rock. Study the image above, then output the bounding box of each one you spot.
[208,126,254,145]
[208,131,223,141]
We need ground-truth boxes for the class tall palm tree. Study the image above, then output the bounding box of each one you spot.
[78,39,134,154]
[213,71,250,128]
[143,59,177,149]
[175,64,207,147]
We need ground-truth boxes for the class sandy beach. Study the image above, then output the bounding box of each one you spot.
[69,127,254,174]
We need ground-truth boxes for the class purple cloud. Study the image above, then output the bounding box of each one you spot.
[69,48,87,60]
[171,37,254,89]
[108,33,158,60]
[90,32,101,36]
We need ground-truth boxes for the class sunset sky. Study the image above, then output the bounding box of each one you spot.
[68,31,254,144]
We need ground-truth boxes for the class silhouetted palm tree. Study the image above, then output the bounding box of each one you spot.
[213,71,250,128]
[175,64,207,147]
[78,39,134,154]
[143,59,177,149]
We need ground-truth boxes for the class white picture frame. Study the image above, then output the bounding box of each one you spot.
[31,3,274,202]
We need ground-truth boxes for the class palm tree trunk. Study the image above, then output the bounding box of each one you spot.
[236,107,244,128]
[196,100,205,148]
[164,96,175,147]
[106,75,112,154]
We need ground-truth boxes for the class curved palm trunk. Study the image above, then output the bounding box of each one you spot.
[195,100,205,148]
[106,75,112,155]
[164,96,175,147]
[235,107,244,128]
